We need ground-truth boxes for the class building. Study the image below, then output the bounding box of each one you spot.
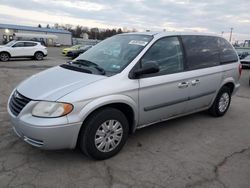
[72,38,100,46]
[0,23,72,46]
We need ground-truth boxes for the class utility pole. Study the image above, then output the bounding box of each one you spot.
[229,28,233,42]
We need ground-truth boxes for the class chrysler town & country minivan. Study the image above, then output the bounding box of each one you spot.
[7,32,241,160]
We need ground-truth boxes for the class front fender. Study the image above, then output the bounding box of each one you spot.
[68,94,138,132]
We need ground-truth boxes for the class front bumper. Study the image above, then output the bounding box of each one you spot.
[7,101,82,150]
[62,51,68,55]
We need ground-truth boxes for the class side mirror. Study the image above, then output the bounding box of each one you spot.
[130,62,159,79]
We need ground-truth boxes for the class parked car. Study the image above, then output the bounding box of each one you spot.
[240,54,250,68]
[0,40,47,61]
[54,43,61,47]
[62,45,81,55]
[7,32,241,160]
[66,45,93,59]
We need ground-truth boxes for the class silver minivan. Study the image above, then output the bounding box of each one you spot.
[7,32,241,159]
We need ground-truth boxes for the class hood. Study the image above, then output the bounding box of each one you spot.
[17,66,106,101]
[63,48,72,51]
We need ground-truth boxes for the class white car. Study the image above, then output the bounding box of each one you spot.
[0,41,47,61]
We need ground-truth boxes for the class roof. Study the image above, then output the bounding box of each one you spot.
[120,31,220,37]
[9,40,42,43]
[0,23,71,34]
[119,31,159,36]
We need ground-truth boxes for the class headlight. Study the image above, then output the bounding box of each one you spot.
[32,101,73,118]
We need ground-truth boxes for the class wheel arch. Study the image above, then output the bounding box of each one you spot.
[222,82,235,94]
[0,51,11,57]
[80,96,138,131]
[220,76,237,94]
[75,96,138,148]
[34,51,45,56]
[209,79,236,108]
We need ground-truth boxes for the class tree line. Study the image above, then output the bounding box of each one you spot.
[38,24,137,40]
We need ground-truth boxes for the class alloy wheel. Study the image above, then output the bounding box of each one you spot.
[218,92,230,113]
[0,53,9,61]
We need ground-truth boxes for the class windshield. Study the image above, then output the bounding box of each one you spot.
[75,34,153,73]
[72,45,81,49]
[80,45,92,50]
[5,40,16,47]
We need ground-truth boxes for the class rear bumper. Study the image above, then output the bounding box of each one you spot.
[233,83,240,95]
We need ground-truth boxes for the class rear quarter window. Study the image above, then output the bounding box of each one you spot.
[218,37,238,64]
[181,35,220,70]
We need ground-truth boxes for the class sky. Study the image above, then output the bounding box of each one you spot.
[0,0,250,42]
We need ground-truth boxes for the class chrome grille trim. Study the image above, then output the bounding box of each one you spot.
[9,91,31,116]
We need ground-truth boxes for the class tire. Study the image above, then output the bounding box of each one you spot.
[34,52,44,61]
[209,86,231,117]
[79,107,129,160]
[0,52,10,62]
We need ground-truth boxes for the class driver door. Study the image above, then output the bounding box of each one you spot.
[138,37,189,126]
[9,42,26,57]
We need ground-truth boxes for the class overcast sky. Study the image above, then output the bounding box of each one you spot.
[0,0,250,42]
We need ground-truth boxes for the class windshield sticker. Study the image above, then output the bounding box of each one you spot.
[129,40,148,46]
[112,65,121,69]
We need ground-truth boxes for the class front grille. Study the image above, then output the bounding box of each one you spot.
[9,91,31,116]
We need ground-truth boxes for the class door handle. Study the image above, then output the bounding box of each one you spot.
[178,82,189,88]
[191,79,200,86]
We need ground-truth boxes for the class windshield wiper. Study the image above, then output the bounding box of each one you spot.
[60,63,92,74]
[71,59,106,75]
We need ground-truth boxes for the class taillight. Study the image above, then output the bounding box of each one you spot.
[239,63,242,77]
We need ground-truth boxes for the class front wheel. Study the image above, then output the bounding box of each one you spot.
[34,52,44,61]
[0,52,10,62]
[79,107,129,160]
[209,86,231,117]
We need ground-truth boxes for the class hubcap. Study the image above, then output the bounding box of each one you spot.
[219,92,230,112]
[36,53,43,60]
[0,54,9,61]
[95,120,123,152]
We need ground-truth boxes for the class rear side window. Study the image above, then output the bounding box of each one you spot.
[24,42,37,47]
[181,36,220,70]
[218,38,238,64]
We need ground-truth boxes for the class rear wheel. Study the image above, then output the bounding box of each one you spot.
[34,52,44,61]
[0,52,10,62]
[209,86,231,117]
[79,107,129,160]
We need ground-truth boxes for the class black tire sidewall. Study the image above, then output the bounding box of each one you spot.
[35,52,44,60]
[0,52,10,61]
[212,87,231,116]
[80,108,129,160]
